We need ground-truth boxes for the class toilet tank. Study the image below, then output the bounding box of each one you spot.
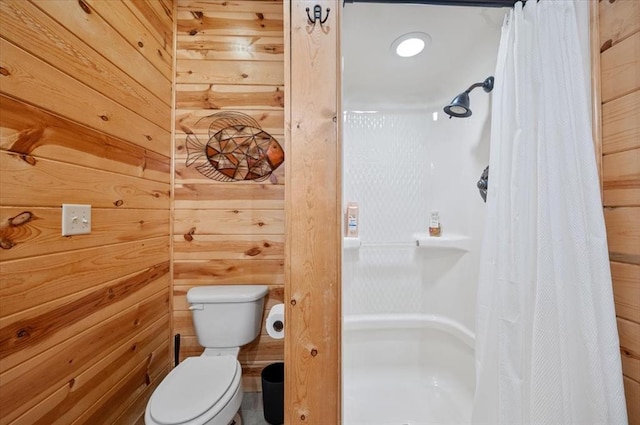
[187,285,269,348]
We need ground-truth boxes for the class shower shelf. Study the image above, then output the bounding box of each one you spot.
[413,233,471,254]
[343,237,361,250]
[343,238,418,250]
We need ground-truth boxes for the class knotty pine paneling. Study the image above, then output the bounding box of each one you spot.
[286,1,341,423]
[0,1,169,131]
[174,0,284,392]
[603,147,640,206]
[175,108,284,134]
[1,291,169,424]
[625,375,640,425]
[618,317,640,383]
[598,3,640,423]
[175,83,285,110]
[0,38,169,154]
[32,0,172,99]
[0,1,173,423]
[601,31,640,103]
[1,207,170,261]
[602,89,640,155]
[599,0,640,50]
[611,261,640,323]
[0,95,170,183]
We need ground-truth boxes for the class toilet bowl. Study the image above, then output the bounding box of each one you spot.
[145,285,268,425]
[145,356,242,425]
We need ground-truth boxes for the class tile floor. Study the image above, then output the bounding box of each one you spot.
[239,392,271,425]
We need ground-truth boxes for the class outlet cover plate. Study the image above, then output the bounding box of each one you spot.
[62,204,91,236]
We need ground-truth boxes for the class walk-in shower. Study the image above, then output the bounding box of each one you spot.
[341,2,506,424]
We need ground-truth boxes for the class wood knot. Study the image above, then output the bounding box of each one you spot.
[263,242,271,248]
[21,154,36,166]
[0,66,10,76]
[191,11,204,19]
[189,29,198,36]
[232,209,239,214]
[134,319,140,326]
[99,115,109,121]
[131,344,138,352]
[68,378,76,389]
[600,39,613,53]
[137,41,144,48]
[300,415,306,421]
[245,247,261,256]
[9,211,33,226]
[290,299,296,306]
[114,200,124,207]
[256,13,264,20]
[184,227,196,241]
[157,49,163,58]
[0,238,15,250]
[145,135,152,141]
[310,348,318,357]
[257,222,265,227]
[139,220,145,226]
[78,0,91,14]
[241,73,249,79]
[16,328,30,339]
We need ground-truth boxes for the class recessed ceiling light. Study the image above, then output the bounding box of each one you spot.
[391,32,431,58]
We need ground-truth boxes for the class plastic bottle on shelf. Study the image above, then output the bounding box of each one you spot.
[346,202,359,237]
[429,210,441,237]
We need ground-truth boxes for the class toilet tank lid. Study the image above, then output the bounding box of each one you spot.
[187,285,268,303]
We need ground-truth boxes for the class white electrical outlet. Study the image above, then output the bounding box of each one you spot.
[62,204,91,236]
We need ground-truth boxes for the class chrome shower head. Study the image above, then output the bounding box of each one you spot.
[444,76,494,118]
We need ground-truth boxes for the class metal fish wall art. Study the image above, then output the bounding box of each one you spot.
[185,112,284,182]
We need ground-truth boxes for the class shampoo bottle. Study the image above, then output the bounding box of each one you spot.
[346,202,359,237]
[429,210,441,237]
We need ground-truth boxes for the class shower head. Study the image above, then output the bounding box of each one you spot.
[444,76,494,118]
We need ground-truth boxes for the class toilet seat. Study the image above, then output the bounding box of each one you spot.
[149,356,240,425]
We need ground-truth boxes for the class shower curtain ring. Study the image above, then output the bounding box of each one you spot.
[306,5,330,25]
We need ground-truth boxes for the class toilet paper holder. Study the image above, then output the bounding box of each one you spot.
[272,319,283,332]
[266,303,285,339]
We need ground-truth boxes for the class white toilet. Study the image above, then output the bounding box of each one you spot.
[145,285,269,425]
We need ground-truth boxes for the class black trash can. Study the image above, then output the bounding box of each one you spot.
[261,362,284,425]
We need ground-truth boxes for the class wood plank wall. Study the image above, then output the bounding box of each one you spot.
[597,0,640,423]
[285,0,342,423]
[173,0,285,392]
[0,1,173,424]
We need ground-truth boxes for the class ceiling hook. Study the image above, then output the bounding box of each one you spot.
[306,5,330,25]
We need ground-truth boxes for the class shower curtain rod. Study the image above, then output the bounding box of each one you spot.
[343,0,520,7]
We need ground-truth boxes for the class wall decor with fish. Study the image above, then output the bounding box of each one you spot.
[185,111,284,183]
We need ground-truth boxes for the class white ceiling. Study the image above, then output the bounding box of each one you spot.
[342,2,508,110]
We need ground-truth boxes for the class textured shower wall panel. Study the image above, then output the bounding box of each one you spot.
[343,112,430,243]
[343,112,428,314]
[343,105,490,327]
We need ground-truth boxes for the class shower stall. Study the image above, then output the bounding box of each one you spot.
[341,3,506,424]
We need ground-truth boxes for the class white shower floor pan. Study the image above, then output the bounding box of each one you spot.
[343,314,475,425]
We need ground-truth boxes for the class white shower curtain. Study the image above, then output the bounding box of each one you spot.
[472,1,628,424]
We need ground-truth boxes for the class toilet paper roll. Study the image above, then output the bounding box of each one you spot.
[266,303,284,339]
